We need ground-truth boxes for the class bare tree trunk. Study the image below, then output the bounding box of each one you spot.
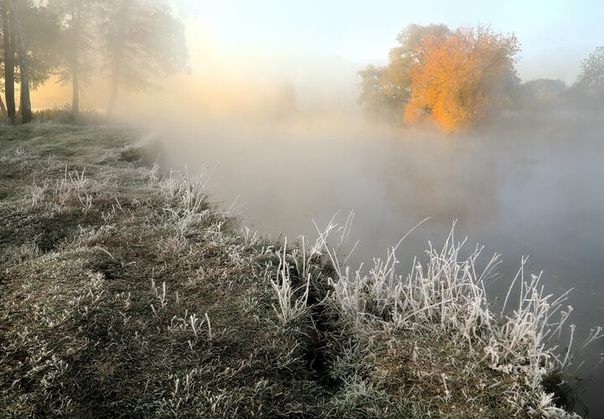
[107,0,130,115]
[2,2,16,124]
[0,95,6,116]
[10,0,31,123]
[71,0,81,120]
[107,68,119,115]
[17,40,32,123]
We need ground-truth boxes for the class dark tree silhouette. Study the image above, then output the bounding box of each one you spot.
[105,0,188,114]
[575,46,604,91]
[1,0,60,123]
[2,0,16,123]
[10,0,32,123]
[51,0,108,119]
[572,46,604,112]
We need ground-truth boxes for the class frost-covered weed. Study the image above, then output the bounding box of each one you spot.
[310,217,602,416]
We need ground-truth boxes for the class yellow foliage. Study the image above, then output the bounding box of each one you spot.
[405,26,519,132]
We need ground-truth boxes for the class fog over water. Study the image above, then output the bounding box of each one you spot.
[103,32,604,411]
[18,0,603,413]
[134,105,604,415]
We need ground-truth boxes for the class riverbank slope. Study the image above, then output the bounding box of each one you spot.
[0,122,584,417]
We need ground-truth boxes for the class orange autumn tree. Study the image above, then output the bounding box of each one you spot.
[405,26,520,132]
[358,24,450,124]
[358,24,520,132]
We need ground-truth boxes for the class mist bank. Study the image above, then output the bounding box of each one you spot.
[142,104,603,241]
[134,105,604,417]
[3,123,596,417]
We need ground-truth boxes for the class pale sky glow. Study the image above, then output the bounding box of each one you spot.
[180,0,604,84]
[32,1,604,111]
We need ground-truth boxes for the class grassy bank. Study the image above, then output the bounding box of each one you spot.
[0,122,598,417]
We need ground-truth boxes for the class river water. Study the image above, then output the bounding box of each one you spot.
[154,111,604,417]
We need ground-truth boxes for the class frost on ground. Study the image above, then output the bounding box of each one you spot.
[0,122,601,418]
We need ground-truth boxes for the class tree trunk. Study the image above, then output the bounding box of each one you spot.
[10,0,31,123]
[71,0,81,119]
[2,2,16,124]
[0,95,6,116]
[17,42,32,124]
[107,0,130,115]
[107,66,119,115]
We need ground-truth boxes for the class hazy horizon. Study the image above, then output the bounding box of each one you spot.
[30,2,603,114]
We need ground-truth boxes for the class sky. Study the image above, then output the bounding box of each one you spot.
[177,0,604,85]
[32,0,604,113]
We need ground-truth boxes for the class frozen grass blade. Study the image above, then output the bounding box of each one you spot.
[314,216,601,416]
[270,237,311,325]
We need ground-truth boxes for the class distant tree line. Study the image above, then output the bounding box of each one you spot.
[571,45,604,111]
[359,23,604,132]
[0,0,188,124]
